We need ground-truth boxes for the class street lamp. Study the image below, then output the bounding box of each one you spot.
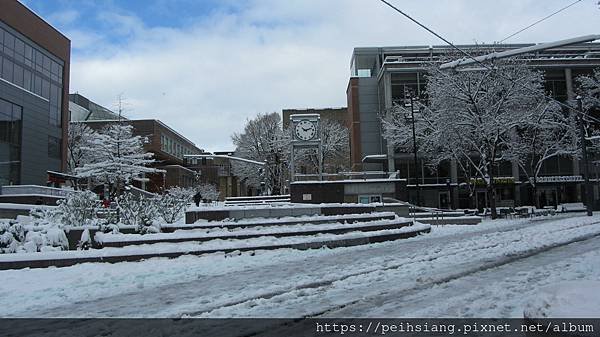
[446,178,452,209]
[576,96,593,216]
[404,89,420,206]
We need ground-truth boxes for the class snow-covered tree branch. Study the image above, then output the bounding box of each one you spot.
[232,113,287,195]
[67,122,97,175]
[75,123,163,197]
[383,54,551,218]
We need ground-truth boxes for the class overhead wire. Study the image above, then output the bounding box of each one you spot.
[498,0,584,43]
[378,0,600,125]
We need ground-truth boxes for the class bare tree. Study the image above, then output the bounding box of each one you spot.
[231,113,287,195]
[383,57,548,219]
[67,122,97,175]
[506,101,579,207]
[577,68,600,162]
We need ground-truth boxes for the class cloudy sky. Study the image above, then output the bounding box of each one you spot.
[21,0,600,151]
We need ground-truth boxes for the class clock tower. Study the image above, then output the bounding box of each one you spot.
[289,114,322,182]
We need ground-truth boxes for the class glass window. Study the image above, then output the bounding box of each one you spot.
[15,38,24,53]
[51,61,59,75]
[2,58,13,82]
[35,50,43,72]
[41,79,50,99]
[0,99,22,185]
[42,54,51,73]
[50,84,59,104]
[34,75,42,96]
[24,44,33,61]
[13,64,23,87]
[14,38,24,63]
[3,32,14,54]
[23,69,32,91]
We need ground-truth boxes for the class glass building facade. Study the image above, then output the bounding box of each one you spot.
[0,98,21,185]
[0,1,70,186]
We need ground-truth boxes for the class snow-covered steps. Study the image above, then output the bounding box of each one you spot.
[0,223,431,270]
[162,212,397,232]
[224,194,291,206]
[97,216,413,248]
[415,216,482,225]
[185,203,410,223]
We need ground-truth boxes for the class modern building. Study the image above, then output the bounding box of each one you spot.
[185,151,245,200]
[347,43,600,209]
[69,93,122,121]
[0,0,70,186]
[69,95,205,192]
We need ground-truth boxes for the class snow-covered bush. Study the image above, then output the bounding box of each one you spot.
[197,183,220,202]
[25,207,69,252]
[0,220,25,253]
[156,187,193,223]
[22,227,68,253]
[116,192,159,233]
[56,190,100,226]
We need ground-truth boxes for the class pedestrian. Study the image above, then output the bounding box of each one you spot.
[193,192,202,207]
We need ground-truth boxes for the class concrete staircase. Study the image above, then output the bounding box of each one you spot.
[0,211,430,270]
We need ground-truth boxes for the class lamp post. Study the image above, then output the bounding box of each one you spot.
[576,96,593,216]
[404,90,420,206]
[446,178,452,210]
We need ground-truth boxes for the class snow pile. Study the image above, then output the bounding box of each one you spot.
[524,281,600,318]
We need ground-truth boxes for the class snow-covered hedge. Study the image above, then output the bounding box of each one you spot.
[155,187,193,224]
[197,183,220,202]
[116,192,159,234]
[56,190,100,226]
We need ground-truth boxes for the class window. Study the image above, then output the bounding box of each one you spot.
[23,69,31,91]
[34,50,43,72]
[0,99,22,185]
[48,136,61,159]
[358,195,382,204]
[3,32,14,57]
[41,78,50,99]
[2,58,13,82]
[13,64,23,87]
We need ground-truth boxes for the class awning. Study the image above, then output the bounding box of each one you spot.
[362,154,388,163]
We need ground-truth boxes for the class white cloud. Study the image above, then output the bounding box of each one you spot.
[64,0,600,151]
[47,8,80,26]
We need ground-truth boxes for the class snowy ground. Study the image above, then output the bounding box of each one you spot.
[1,213,599,318]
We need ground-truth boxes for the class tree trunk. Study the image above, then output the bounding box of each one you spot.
[488,184,498,219]
[533,184,540,209]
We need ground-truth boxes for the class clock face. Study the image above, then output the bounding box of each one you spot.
[295,120,317,141]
